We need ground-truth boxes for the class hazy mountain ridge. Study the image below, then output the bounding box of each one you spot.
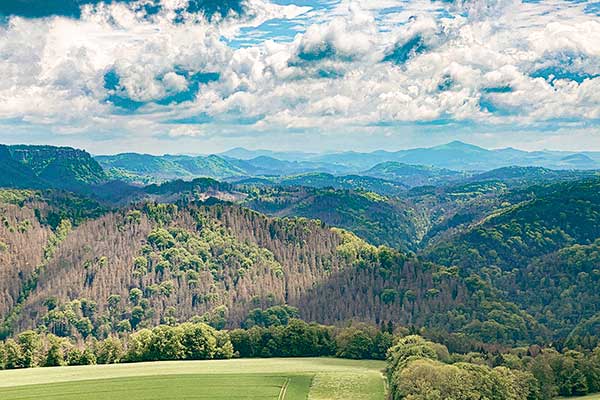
[221,141,600,171]
[96,153,353,184]
[96,141,600,186]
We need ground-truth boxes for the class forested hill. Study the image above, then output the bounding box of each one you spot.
[0,145,46,189]
[424,177,600,346]
[243,186,426,251]
[3,144,600,354]
[0,145,107,192]
[363,162,466,187]
[426,178,600,270]
[0,192,541,346]
[270,173,408,196]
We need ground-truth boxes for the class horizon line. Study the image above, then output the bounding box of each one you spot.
[3,140,600,158]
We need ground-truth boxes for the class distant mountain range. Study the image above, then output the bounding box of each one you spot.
[94,152,357,184]
[1,142,599,196]
[219,141,600,171]
[93,141,600,185]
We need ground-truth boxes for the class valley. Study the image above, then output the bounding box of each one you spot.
[1,142,600,399]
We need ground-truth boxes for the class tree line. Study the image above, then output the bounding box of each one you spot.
[3,308,600,399]
[0,315,393,370]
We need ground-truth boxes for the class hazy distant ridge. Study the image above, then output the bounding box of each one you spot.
[96,141,600,184]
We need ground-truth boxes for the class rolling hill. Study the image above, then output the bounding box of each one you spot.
[363,162,466,187]
[1,145,107,192]
[243,186,424,251]
[424,177,600,344]
[471,166,597,185]
[0,190,540,345]
[426,178,600,270]
[95,153,247,184]
[258,173,407,196]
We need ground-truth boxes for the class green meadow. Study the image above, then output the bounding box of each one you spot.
[0,358,386,400]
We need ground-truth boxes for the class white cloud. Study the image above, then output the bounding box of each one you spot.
[167,124,209,138]
[0,0,599,151]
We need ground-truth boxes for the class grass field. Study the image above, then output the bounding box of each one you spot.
[559,396,600,400]
[0,358,386,400]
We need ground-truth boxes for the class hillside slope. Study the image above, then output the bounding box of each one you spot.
[8,145,107,190]
[424,178,600,344]
[0,146,47,189]
[363,162,466,187]
[0,145,108,193]
[276,173,407,196]
[0,197,539,345]
[243,186,425,251]
[426,178,600,270]
[0,201,51,320]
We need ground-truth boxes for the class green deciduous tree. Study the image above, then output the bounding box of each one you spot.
[17,330,41,368]
[95,337,123,364]
[43,334,66,367]
[3,339,23,369]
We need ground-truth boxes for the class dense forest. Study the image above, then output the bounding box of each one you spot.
[387,334,600,399]
[1,144,600,398]
[1,198,532,345]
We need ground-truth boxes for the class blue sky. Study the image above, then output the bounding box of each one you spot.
[0,0,599,154]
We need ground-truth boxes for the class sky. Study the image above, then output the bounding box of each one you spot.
[0,0,599,154]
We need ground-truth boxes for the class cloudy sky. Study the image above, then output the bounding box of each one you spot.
[0,0,599,154]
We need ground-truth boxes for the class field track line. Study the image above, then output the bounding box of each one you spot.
[278,378,290,400]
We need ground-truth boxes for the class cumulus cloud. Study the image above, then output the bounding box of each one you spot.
[382,16,443,65]
[0,0,599,151]
[292,4,376,63]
